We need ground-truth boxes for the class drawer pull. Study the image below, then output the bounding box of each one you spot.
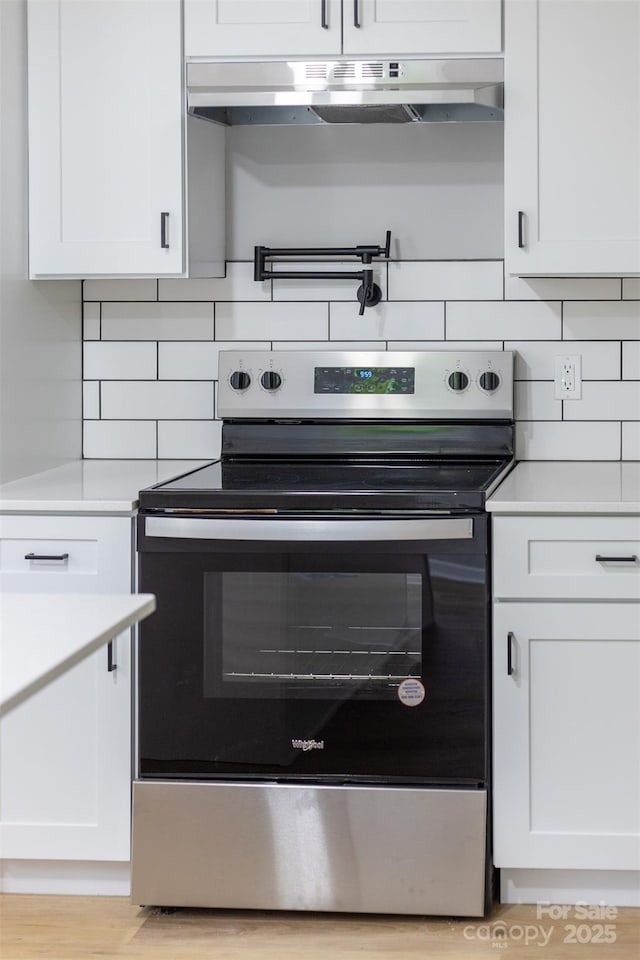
[107,641,117,673]
[507,631,515,677]
[595,554,638,563]
[24,552,69,563]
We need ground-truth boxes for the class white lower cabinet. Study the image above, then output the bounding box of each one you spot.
[492,513,640,899]
[493,602,640,872]
[0,515,134,862]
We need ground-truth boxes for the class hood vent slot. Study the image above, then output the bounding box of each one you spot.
[360,62,385,78]
[305,63,329,80]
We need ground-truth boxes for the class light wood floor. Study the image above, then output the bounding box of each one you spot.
[1,896,639,959]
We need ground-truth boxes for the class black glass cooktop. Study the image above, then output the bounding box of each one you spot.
[140,458,514,514]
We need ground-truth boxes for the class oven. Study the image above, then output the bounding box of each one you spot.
[132,350,514,917]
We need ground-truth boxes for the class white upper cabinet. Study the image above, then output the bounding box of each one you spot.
[504,0,640,276]
[28,0,184,278]
[184,0,502,58]
[185,0,342,57]
[343,0,502,55]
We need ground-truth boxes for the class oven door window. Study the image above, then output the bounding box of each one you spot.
[204,568,424,700]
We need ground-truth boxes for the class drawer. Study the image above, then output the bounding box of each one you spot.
[493,516,640,599]
[0,515,132,594]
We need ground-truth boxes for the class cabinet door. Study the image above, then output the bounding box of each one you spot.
[28,0,183,278]
[343,0,502,55]
[493,602,640,871]
[0,516,134,861]
[505,0,640,275]
[184,0,342,57]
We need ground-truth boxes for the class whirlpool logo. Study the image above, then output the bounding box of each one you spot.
[292,739,325,751]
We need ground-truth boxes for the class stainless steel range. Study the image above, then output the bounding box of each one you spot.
[132,350,514,917]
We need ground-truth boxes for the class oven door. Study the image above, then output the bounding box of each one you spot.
[137,513,489,785]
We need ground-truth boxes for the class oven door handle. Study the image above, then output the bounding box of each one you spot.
[144,516,473,542]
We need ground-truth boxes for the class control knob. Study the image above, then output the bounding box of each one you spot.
[479,370,500,392]
[447,370,469,392]
[261,370,282,391]
[229,370,251,391]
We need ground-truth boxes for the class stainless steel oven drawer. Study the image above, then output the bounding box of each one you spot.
[132,780,487,916]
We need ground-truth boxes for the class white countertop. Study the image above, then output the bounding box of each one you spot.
[487,461,640,514]
[0,592,156,717]
[0,460,209,514]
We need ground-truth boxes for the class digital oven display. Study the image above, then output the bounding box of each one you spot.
[314,366,415,395]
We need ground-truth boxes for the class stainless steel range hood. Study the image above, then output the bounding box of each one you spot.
[187,59,503,126]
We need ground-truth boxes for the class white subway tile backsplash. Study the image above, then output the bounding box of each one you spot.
[622,279,640,299]
[514,382,562,421]
[83,420,157,459]
[329,302,444,341]
[563,301,640,340]
[272,341,380,351]
[623,341,640,379]
[83,342,157,380]
[563,381,640,421]
[158,342,219,381]
[622,422,640,459]
[447,301,562,341]
[504,276,621,301]
[102,302,214,341]
[388,261,502,301]
[80,260,639,462]
[101,382,214,420]
[516,421,621,460]
[215,302,328,341]
[273,263,386,303]
[388,341,503,351]
[159,263,270,302]
[82,382,100,420]
[159,341,269,380]
[157,420,222,459]
[83,279,157,302]
[83,303,100,340]
[506,340,621,381]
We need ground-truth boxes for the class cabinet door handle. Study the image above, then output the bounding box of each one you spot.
[160,211,170,249]
[517,211,526,248]
[353,0,361,27]
[595,554,638,563]
[24,552,69,562]
[320,0,328,28]
[507,631,515,676]
[107,640,117,672]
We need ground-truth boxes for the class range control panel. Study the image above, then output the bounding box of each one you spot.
[217,350,514,420]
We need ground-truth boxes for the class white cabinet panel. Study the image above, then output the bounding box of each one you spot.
[493,602,640,871]
[185,0,342,56]
[28,0,183,277]
[493,516,640,600]
[185,0,501,57]
[343,0,502,55]
[0,515,134,861]
[505,0,640,275]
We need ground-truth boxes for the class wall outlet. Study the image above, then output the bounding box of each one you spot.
[554,355,582,400]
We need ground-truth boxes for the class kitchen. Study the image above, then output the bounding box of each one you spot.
[1,0,639,955]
